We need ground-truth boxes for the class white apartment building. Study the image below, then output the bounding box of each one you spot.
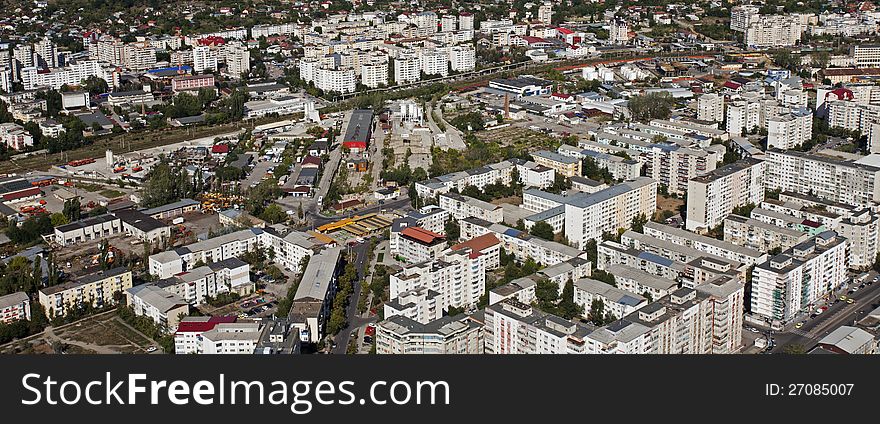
[193,46,219,72]
[730,5,760,32]
[765,149,880,206]
[686,158,767,232]
[390,248,485,310]
[484,299,594,354]
[0,292,30,323]
[564,178,658,250]
[697,93,725,123]
[751,231,848,323]
[315,67,356,93]
[459,14,475,31]
[607,264,679,301]
[609,19,630,45]
[643,221,768,267]
[34,37,56,68]
[200,322,263,354]
[0,122,35,150]
[557,144,641,181]
[416,159,538,199]
[767,108,813,150]
[394,52,421,84]
[643,144,717,196]
[723,214,810,253]
[743,15,805,48]
[460,217,587,266]
[448,44,476,72]
[725,96,763,136]
[383,287,443,324]
[586,276,744,354]
[223,43,251,78]
[376,314,483,354]
[155,258,253,305]
[20,60,117,90]
[573,278,648,320]
[126,284,189,331]
[438,192,504,223]
[827,99,880,135]
[395,226,448,263]
[421,48,448,77]
[851,44,880,68]
[361,57,388,88]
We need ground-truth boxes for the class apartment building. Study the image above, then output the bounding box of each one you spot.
[126,284,190,331]
[389,206,449,251]
[0,122,35,150]
[394,51,421,84]
[766,108,813,150]
[361,57,388,88]
[450,233,502,270]
[416,159,545,199]
[751,231,849,323]
[574,278,648,320]
[826,99,880,135]
[607,264,679,301]
[438,192,503,223]
[155,258,253,305]
[649,119,728,142]
[448,44,476,72]
[644,221,767,267]
[765,149,880,207]
[723,214,810,253]
[315,67,356,93]
[557,144,641,181]
[759,192,880,269]
[174,316,237,354]
[697,93,725,123]
[376,314,483,354]
[537,257,593,292]
[619,230,748,288]
[643,144,717,195]
[851,44,880,68]
[686,158,766,232]
[564,177,658,250]
[484,299,595,354]
[0,292,30,323]
[532,150,582,177]
[586,275,744,354]
[201,321,263,354]
[743,15,805,48]
[395,226,447,263]
[148,228,263,278]
[383,287,443,325]
[38,268,133,318]
[488,276,539,306]
[460,217,588,266]
[288,246,343,344]
[390,248,485,311]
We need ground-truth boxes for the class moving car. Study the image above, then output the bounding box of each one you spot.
[795,322,804,329]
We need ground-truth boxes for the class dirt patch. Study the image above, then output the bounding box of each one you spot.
[491,196,522,206]
[657,194,684,216]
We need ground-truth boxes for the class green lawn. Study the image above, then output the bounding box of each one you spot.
[99,189,125,199]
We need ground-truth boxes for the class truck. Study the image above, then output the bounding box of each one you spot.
[172,217,185,225]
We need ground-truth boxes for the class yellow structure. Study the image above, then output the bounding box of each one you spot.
[39,267,133,319]
[317,213,393,238]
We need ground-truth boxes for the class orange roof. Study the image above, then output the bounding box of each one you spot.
[400,226,445,245]
[452,233,500,252]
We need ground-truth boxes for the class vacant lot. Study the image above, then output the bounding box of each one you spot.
[656,194,684,219]
[0,311,156,355]
[476,126,560,152]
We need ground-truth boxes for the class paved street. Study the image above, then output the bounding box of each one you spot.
[330,240,378,354]
[770,276,880,353]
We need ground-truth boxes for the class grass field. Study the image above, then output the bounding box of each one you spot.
[99,189,125,199]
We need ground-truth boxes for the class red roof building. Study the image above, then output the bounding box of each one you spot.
[211,144,230,154]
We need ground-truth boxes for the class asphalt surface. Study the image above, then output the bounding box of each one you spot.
[770,275,880,353]
[330,241,377,354]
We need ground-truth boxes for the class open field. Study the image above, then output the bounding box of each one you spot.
[0,311,157,355]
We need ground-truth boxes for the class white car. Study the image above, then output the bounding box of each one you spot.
[146,346,158,353]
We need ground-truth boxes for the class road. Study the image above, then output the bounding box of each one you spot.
[330,241,377,354]
[770,276,880,353]
[305,196,412,229]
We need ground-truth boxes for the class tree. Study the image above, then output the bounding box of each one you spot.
[630,213,648,233]
[82,75,109,96]
[557,279,583,319]
[773,51,801,72]
[63,198,81,222]
[444,219,460,242]
[50,212,68,227]
[588,298,606,325]
[530,221,555,241]
[535,279,559,310]
[627,92,675,122]
[260,204,287,224]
